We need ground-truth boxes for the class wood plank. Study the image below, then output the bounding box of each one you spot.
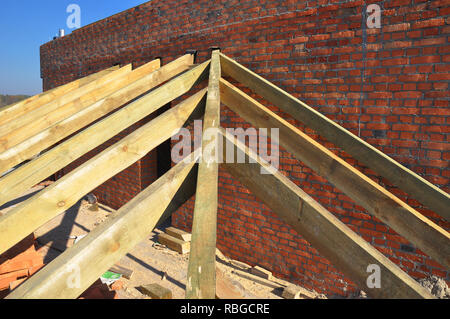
[230,269,282,290]
[0,64,133,141]
[0,65,120,124]
[0,84,207,256]
[0,54,193,175]
[220,78,450,270]
[6,152,199,299]
[282,285,316,299]
[0,62,209,207]
[165,226,192,242]
[220,52,450,221]
[140,284,173,299]
[158,233,190,254]
[108,265,133,280]
[186,49,221,299]
[250,265,273,280]
[220,130,434,299]
[0,59,161,154]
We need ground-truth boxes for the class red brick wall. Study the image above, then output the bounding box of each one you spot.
[40,0,449,296]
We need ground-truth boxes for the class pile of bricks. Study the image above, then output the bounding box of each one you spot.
[0,234,44,298]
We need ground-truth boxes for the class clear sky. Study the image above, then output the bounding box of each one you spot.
[0,0,148,96]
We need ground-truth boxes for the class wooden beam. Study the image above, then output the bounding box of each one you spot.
[220,78,450,270]
[0,84,207,256]
[0,65,120,124]
[6,151,200,299]
[140,284,173,299]
[0,54,194,175]
[0,59,162,154]
[0,62,208,206]
[0,64,133,140]
[158,233,190,254]
[220,53,450,221]
[220,130,433,299]
[186,50,221,299]
[166,226,192,241]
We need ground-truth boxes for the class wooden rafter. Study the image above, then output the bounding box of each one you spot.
[0,54,195,176]
[0,64,135,145]
[220,129,433,299]
[186,49,221,299]
[220,78,450,270]
[219,52,450,221]
[0,65,120,125]
[0,82,208,255]
[7,151,200,299]
[0,58,165,163]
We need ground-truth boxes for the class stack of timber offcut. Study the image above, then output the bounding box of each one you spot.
[158,227,192,254]
[0,234,44,298]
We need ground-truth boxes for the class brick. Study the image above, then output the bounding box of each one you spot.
[383,23,410,32]
[0,269,28,290]
[0,269,28,281]
[28,264,45,276]
[158,233,190,254]
[0,252,43,274]
[9,278,27,291]
[0,234,35,263]
[110,279,124,291]
[412,18,445,29]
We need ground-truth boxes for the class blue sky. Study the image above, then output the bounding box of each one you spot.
[0,0,148,96]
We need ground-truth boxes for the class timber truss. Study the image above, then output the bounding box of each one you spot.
[0,50,448,299]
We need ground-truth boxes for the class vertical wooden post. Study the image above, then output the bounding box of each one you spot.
[186,49,221,299]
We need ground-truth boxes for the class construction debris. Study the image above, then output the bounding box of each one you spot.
[282,285,317,299]
[0,234,44,297]
[216,266,245,299]
[419,276,449,299]
[109,265,133,280]
[165,227,192,242]
[9,278,27,291]
[230,260,251,270]
[140,283,173,299]
[231,269,282,290]
[250,265,273,280]
[86,194,99,212]
[110,279,125,291]
[158,232,190,255]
